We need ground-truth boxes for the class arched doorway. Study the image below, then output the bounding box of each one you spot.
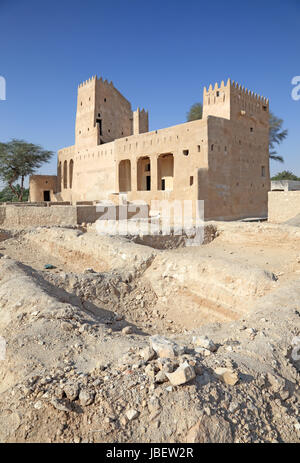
[119,159,131,192]
[137,156,151,191]
[157,153,174,190]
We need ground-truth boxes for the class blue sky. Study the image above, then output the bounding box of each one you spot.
[0,0,299,180]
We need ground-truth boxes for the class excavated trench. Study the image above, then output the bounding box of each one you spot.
[128,224,219,250]
[0,225,278,331]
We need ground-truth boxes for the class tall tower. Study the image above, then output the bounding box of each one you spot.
[75,76,97,147]
[75,76,134,147]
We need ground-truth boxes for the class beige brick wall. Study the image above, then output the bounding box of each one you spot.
[29,175,57,201]
[268,191,300,223]
[0,204,148,228]
[32,77,270,221]
[0,205,77,228]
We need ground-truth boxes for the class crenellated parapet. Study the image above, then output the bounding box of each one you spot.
[133,107,149,135]
[203,78,269,122]
[78,75,97,88]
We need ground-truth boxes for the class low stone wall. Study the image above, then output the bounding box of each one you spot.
[268,191,300,223]
[0,202,150,228]
[0,204,78,228]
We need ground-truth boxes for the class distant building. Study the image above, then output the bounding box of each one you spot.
[271,180,300,191]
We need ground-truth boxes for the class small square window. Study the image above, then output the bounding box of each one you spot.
[250,127,254,132]
[183,149,189,156]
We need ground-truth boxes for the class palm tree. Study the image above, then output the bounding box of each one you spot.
[269,112,288,163]
[187,103,203,122]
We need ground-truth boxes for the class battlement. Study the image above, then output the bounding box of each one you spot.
[203,78,269,122]
[135,107,148,115]
[78,75,97,88]
[75,74,142,146]
[133,107,149,135]
[204,78,268,104]
[78,75,132,106]
[77,76,118,94]
[229,79,269,105]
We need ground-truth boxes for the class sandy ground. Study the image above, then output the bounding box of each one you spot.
[0,221,299,443]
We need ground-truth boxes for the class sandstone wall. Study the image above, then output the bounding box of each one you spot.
[202,116,269,220]
[32,78,270,221]
[0,205,77,228]
[29,175,57,202]
[0,203,147,228]
[268,191,300,223]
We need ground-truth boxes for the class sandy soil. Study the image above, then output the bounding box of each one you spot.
[0,221,299,443]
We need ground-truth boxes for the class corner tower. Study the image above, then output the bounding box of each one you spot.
[203,78,269,126]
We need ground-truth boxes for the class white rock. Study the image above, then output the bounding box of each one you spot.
[154,370,168,383]
[126,409,139,421]
[214,367,239,386]
[122,326,134,335]
[195,347,212,356]
[79,390,95,406]
[34,400,43,410]
[228,401,239,413]
[166,361,196,386]
[140,346,156,361]
[150,335,185,358]
[192,336,217,352]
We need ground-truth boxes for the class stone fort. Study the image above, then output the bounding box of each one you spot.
[30,76,270,220]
